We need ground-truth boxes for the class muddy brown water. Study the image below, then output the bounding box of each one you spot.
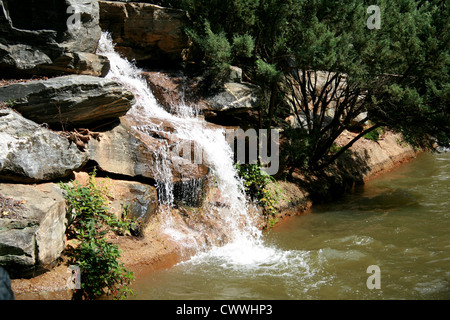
[129,152,449,300]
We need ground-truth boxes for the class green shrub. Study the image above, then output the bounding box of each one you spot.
[186,21,256,83]
[73,236,134,299]
[235,163,280,217]
[60,169,135,300]
[232,34,255,59]
[186,21,231,78]
[256,58,281,83]
[364,126,385,142]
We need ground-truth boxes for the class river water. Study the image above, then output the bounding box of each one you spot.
[96,31,449,300]
[130,151,449,300]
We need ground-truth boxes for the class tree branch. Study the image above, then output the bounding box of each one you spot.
[313,123,382,171]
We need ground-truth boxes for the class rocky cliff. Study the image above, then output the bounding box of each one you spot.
[0,0,108,77]
[98,0,191,66]
[0,0,262,282]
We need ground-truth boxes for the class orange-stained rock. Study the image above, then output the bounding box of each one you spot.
[98,1,191,65]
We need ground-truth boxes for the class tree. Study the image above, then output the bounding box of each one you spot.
[157,0,449,172]
[282,0,449,170]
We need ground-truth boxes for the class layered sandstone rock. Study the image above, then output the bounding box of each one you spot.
[98,0,191,65]
[0,75,135,128]
[0,183,67,278]
[0,0,109,76]
[0,108,87,183]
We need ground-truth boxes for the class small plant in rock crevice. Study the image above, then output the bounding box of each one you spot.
[235,163,281,218]
[59,169,135,300]
[364,125,385,142]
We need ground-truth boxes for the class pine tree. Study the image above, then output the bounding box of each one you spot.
[158,0,449,171]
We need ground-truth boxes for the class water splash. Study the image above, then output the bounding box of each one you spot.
[96,33,313,274]
[97,33,258,248]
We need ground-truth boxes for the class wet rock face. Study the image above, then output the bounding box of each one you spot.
[0,75,135,128]
[87,114,210,183]
[98,0,191,66]
[86,113,214,209]
[0,0,109,76]
[142,71,262,120]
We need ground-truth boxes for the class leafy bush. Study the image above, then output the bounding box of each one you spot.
[364,126,385,142]
[256,58,281,84]
[60,170,135,300]
[235,163,280,217]
[186,20,256,83]
[73,236,134,299]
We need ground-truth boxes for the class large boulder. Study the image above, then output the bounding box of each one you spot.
[0,0,109,76]
[73,172,158,225]
[87,114,209,184]
[0,108,87,182]
[0,183,67,278]
[205,82,261,113]
[0,75,135,128]
[142,71,261,118]
[98,0,191,66]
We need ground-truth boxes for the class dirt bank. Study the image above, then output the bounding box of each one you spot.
[10,130,416,300]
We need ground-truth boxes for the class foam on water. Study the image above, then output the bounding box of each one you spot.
[96,32,310,270]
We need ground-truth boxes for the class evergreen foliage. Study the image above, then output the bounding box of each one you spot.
[158,0,449,171]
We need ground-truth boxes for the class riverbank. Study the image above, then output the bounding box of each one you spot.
[10,130,416,300]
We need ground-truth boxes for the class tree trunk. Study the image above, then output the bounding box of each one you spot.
[266,81,278,130]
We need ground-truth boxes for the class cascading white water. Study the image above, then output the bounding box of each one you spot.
[96,32,297,266]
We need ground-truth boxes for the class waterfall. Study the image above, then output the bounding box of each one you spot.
[97,32,266,258]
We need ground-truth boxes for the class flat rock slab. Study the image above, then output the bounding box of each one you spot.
[0,75,135,128]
